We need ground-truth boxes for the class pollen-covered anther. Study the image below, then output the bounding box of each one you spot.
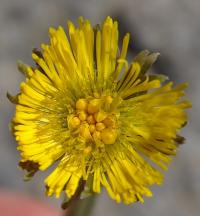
[96,122,106,131]
[101,128,117,145]
[87,115,96,124]
[89,124,96,133]
[102,117,115,127]
[94,110,107,122]
[79,124,92,140]
[87,99,101,114]
[92,130,101,140]
[70,117,81,128]
[78,111,88,121]
[76,99,88,111]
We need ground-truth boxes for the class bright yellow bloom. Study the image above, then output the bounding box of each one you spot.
[9,17,191,205]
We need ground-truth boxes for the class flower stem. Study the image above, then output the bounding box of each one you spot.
[63,196,96,216]
[62,180,96,216]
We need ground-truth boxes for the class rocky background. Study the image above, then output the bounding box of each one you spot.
[0,0,199,216]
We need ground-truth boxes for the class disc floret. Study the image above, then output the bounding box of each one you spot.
[69,95,118,153]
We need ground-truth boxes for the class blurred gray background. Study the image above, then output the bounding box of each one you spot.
[0,0,199,215]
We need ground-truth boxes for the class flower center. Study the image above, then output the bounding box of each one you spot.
[68,96,118,151]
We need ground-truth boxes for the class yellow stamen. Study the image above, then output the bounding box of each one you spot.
[78,111,87,121]
[96,122,106,131]
[101,128,117,144]
[79,125,91,140]
[89,124,96,133]
[87,115,96,124]
[94,110,107,122]
[87,99,101,114]
[76,99,88,111]
[70,117,81,128]
[92,130,101,140]
[103,117,115,127]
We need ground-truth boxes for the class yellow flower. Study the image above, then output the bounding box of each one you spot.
[9,16,191,205]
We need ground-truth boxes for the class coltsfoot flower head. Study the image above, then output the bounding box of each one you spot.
[8,16,191,205]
